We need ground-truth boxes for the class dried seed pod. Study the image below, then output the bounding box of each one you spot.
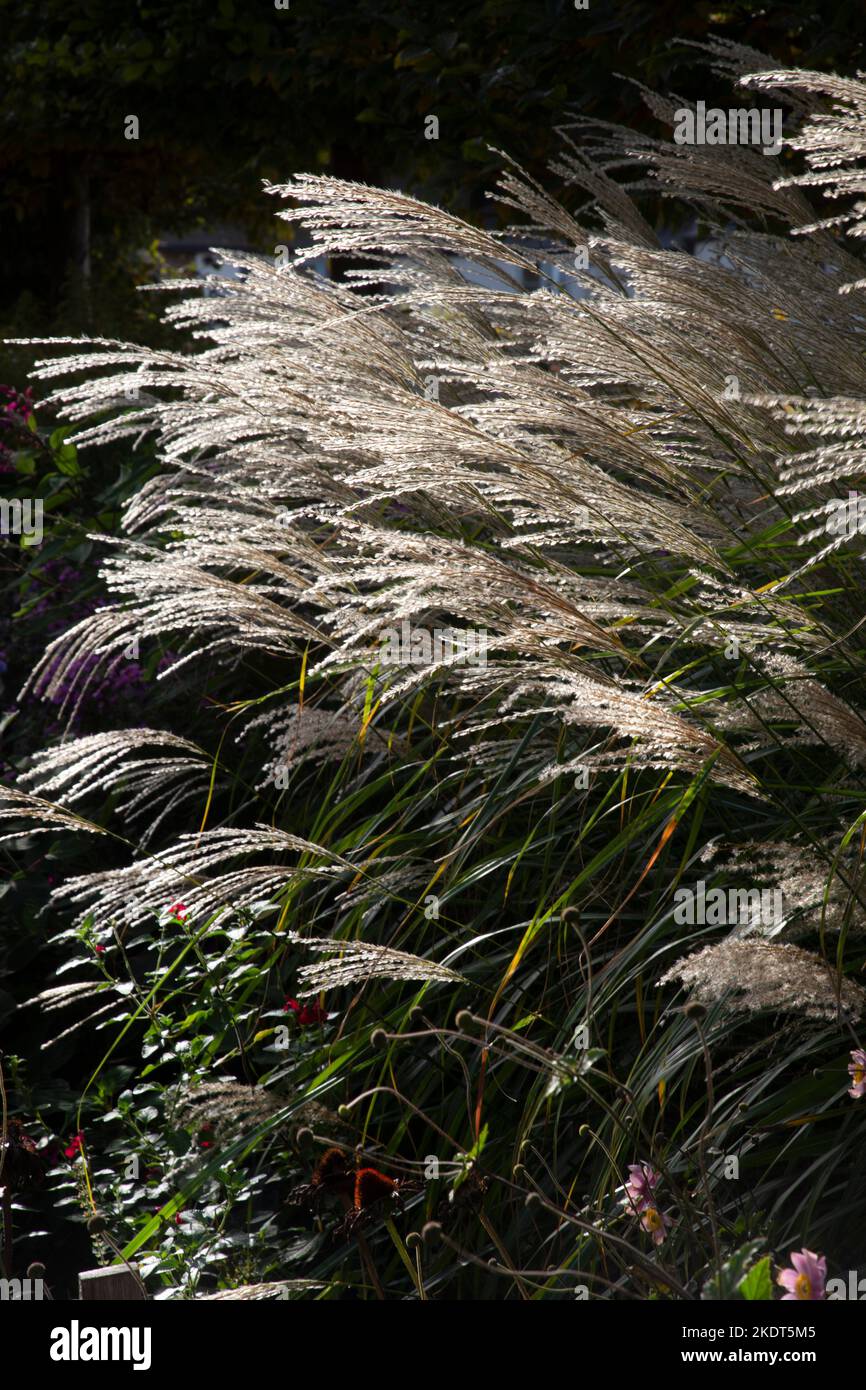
[0,1118,46,1193]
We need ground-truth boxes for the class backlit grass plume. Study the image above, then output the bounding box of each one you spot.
[6,40,866,1298]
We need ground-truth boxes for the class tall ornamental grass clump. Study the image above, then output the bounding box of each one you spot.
[4,41,866,1299]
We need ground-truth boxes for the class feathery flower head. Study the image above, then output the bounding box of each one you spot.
[659,940,866,1022]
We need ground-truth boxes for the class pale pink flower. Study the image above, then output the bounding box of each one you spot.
[848,1048,866,1099]
[639,1204,673,1246]
[624,1161,660,1214]
[777,1249,826,1300]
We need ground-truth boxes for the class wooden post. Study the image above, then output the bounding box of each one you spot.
[79,1265,147,1300]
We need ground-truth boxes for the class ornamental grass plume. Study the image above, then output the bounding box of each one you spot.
[170,1080,289,1144]
[693,833,866,941]
[291,935,467,994]
[658,940,866,1022]
[8,46,866,920]
[5,37,866,1299]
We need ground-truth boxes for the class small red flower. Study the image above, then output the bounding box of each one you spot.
[94,944,106,955]
[153,1207,184,1225]
[64,1132,84,1159]
[167,902,188,921]
[283,996,327,1025]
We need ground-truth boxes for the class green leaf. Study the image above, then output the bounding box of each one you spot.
[394,45,435,70]
[54,445,80,476]
[544,1047,605,1098]
[701,1241,765,1300]
[739,1256,774,1301]
[461,138,489,162]
[165,1128,193,1156]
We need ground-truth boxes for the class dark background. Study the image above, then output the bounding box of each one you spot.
[3,0,866,357]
